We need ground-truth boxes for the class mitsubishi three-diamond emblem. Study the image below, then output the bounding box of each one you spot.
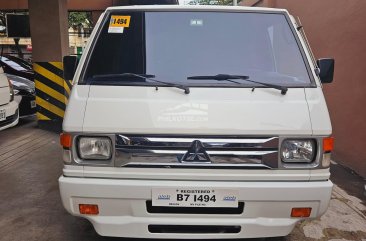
[180,140,211,163]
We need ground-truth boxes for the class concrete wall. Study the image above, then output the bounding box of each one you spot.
[28,0,69,62]
[0,0,128,10]
[243,0,366,177]
[0,0,28,9]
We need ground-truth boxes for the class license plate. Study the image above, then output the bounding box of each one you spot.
[0,109,5,121]
[30,100,36,108]
[152,188,238,208]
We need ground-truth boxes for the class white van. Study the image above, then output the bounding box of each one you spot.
[0,67,19,131]
[59,5,335,239]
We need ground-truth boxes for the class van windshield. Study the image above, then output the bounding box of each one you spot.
[83,11,313,87]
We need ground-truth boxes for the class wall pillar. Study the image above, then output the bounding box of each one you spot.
[28,0,70,132]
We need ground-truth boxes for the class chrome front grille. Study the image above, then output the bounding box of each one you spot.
[115,135,279,169]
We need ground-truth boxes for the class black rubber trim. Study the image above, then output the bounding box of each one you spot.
[146,201,244,214]
[148,225,241,234]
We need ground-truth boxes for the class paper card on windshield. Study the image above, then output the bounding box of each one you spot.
[108,15,131,33]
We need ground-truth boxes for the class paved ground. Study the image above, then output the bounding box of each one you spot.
[0,117,365,241]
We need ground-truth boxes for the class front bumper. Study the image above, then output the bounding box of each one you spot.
[59,176,332,239]
[0,101,19,131]
[18,93,36,117]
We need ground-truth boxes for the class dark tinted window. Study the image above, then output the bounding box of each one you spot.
[85,12,144,78]
[84,11,312,87]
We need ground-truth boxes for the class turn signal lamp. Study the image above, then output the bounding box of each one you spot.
[60,133,72,148]
[323,137,334,152]
[79,204,99,215]
[322,137,334,168]
[60,133,72,163]
[291,207,312,218]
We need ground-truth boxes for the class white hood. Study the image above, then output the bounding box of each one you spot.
[64,85,318,136]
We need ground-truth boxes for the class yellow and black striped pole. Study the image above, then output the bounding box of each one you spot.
[33,62,72,131]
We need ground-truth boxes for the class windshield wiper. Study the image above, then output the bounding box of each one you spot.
[187,74,288,95]
[92,73,190,94]
[93,73,156,79]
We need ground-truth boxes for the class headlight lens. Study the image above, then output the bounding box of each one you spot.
[8,78,15,102]
[78,137,112,160]
[281,139,316,163]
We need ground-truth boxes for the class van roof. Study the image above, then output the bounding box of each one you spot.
[105,5,288,14]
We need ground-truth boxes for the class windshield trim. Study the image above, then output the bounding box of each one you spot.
[78,10,316,88]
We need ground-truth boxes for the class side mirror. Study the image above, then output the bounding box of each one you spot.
[63,55,79,80]
[317,58,335,83]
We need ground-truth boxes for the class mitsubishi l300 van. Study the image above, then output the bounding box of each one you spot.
[0,67,19,131]
[59,5,335,239]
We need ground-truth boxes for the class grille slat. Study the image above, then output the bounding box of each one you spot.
[115,135,279,169]
[117,145,277,151]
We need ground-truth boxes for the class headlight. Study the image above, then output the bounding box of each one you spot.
[78,137,112,160]
[281,139,316,163]
[7,78,15,102]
